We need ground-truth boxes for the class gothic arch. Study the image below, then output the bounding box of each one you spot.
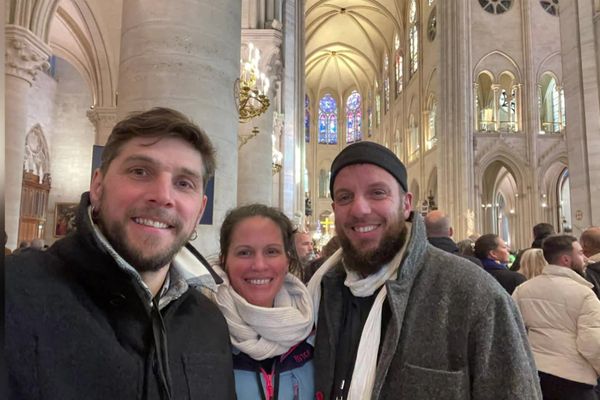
[476,151,526,193]
[8,0,61,42]
[24,123,51,180]
[49,0,116,107]
[479,159,521,246]
[424,67,438,95]
[473,50,522,83]
[536,51,562,82]
[426,166,438,205]
[539,157,569,231]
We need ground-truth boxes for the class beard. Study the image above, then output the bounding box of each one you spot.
[95,196,190,273]
[337,211,408,277]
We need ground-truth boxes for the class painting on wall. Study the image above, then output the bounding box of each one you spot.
[54,202,78,237]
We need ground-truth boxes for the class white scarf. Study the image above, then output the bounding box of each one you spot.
[211,265,314,361]
[307,223,412,400]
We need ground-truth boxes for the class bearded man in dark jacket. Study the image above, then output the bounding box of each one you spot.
[6,108,235,400]
[308,142,541,400]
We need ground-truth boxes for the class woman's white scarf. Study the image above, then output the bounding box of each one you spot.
[211,265,314,361]
[307,223,412,400]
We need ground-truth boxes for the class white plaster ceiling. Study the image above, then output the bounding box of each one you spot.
[305,0,405,98]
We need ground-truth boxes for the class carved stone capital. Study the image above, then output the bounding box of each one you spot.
[87,107,118,145]
[5,25,52,85]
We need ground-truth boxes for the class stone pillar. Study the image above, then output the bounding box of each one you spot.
[283,0,306,219]
[438,0,475,240]
[116,0,242,256]
[237,30,282,206]
[5,25,51,249]
[559,0,600,233]
[87,107,117,145]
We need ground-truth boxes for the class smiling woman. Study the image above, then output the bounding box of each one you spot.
[209,204,315,400]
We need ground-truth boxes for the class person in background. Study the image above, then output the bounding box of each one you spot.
[474,234,526,294]
[310,141,541,400]
[511,223,556,271]
[211,204,314,400]
[518,248,548,280]
[12,241,30,255]
[580,227,600,299]
[424,210,483,267]
[513,235,600,400]
[304,236,341,283]
[6,107,235,399]
[30,238,45,250]
[457,238,476,258]
[295,230,316,265]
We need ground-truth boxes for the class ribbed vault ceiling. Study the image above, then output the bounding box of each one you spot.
[305,0,405,98]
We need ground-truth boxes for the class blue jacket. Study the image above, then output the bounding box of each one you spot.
[233,339,314,400]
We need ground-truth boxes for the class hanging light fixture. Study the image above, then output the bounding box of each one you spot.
[235,42,270,123]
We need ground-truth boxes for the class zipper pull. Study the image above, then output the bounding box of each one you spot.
[335,379,346,400]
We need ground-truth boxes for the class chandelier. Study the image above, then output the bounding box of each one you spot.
[236,43,270,122]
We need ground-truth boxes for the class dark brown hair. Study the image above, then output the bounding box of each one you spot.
[219,204,301,276]
[100,107,216,189]
[474,233,500,260]
[542,235,577,264]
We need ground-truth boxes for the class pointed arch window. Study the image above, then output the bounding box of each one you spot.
[383,54,390,113]
[408,113,420,160]
[476,72,495,131]
[305,94,310,143]
[409,0,419,77]
[426,99,437,150]
[346,90,362,144]
[318,94,338,144]
[539,72,566,134]
[394,34,403,97]
[375,80,381,127]
[498,72,518,132]
[367,89,373,137]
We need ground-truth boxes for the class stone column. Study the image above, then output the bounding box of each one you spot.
[438,0,475,240]
[237,30,283,206]
[87,107,117,145]
[5,25,51,248]
[281,0,305,219]
[116,0,242,256]
[559,0,600,233]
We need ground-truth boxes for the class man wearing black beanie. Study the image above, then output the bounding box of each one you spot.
[308,141,541,399]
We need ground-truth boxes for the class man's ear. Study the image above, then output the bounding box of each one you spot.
[90,169,104,208]
[194,194,208,225]
[402,192,413,219]
[331,201,336,212]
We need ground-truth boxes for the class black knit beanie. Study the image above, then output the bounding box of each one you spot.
[329,141,408,199]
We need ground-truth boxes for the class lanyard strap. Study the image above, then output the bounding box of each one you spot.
[255,359,280,400]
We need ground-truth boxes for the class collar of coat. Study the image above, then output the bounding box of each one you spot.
[80,192,221,309]
[543,264,594,288]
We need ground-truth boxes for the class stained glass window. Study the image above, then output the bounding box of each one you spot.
[318,94,338,144]
[367,89,373,137]
[383,54,390,113]
[395,34,403,97]
[305,94,310,143]
[409,0,419,77]
[539,72,565,133]
[346,90,362,143]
